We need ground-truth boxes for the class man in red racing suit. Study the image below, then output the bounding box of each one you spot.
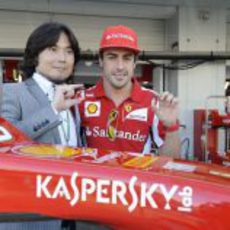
[77,25,180,157]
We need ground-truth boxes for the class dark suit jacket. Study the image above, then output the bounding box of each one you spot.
[1,78,82,146]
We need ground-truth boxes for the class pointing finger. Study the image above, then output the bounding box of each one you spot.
[69,84,84,91]
[151,97,158,112]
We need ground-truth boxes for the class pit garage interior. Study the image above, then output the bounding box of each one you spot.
[0,0,230,228]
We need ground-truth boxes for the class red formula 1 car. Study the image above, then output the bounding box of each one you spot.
[0,117,229,230]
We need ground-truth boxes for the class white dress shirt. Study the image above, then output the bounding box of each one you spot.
[33,72,78,147]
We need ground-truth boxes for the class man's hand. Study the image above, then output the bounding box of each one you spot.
[151,91,179,127]
[52,84,84,112]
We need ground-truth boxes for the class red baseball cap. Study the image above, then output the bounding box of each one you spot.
[99,25,140,54]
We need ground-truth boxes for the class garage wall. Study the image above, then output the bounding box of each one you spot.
[227,23,230,51]
[226,22,230,79]
[0,10,165,52]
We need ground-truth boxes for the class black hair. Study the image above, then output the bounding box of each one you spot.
[99,49,138,62]
[226,83,230,96]
[20,22,80,80]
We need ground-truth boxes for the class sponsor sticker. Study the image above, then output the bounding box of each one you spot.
[0,126,12,142]
[125,108,148,122]
[85,101,101,117]
[12,144,81,158]
[85,126,146,142]
[106,33,134,42]
[209,170,230,178]
[36,172,193,213]
[123,156,158,169]
[163,162,196,172]
[92,152,120,163]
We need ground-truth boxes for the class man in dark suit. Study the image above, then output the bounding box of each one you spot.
[0,22,82,230]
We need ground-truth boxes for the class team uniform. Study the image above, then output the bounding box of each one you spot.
[78,78,166,154]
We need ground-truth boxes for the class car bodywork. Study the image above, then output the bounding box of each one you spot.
[0,117,229,230]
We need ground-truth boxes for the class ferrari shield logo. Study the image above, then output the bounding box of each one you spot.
[124,104,132,112]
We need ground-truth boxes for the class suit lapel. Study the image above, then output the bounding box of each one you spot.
[24,78,50,107]
[24,78,61,144]
[72,104,83,146]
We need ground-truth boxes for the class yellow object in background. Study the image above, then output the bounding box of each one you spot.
[123,156,158,169]
[15,145,81,157]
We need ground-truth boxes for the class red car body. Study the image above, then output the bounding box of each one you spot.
[0,117,229,230]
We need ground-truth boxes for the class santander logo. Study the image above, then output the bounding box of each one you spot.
[85,126,146,142]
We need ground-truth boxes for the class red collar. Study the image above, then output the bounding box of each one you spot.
[94,77,144,103]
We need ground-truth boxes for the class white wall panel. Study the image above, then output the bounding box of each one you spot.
[0,10,165,51]
[0,0,176,20]
[179,7,226,51]
[0,11,50,48]
[227,23,230,51]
